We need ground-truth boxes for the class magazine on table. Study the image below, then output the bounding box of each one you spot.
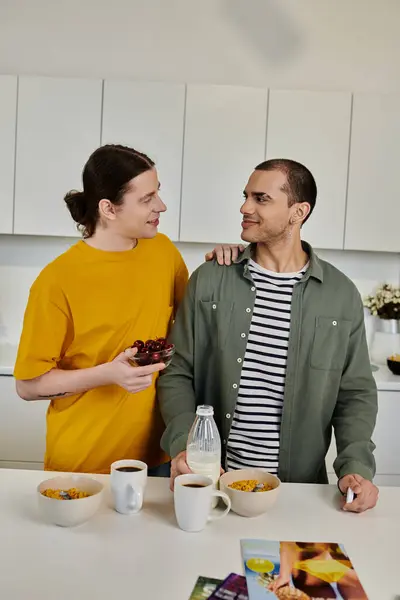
[188,574,248,600]
[240,539,369,600]
[208,573,248,599]
[188,576,223,599]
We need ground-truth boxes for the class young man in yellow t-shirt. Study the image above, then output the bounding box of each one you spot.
[14,144,189,474]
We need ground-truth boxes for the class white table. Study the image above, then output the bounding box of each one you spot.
[0,469,399,599]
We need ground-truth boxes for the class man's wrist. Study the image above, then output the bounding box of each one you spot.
[337,477,346,495]
[173,450,186,460]
[94,362,115,387]
[170,435,189,459]
[337,461,373,483]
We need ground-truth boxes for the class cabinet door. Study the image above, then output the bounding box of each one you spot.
[0,76,17,234]
[102,81,185,241]
[180,85,268,243]
[345,93,400,252]
[372,391,400,476]
[326,390,400,482]
[14,76,102,237]
[0,376,47,464]
[266,90,352,250]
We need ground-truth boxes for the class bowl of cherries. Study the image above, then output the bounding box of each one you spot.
[130,338,175,367]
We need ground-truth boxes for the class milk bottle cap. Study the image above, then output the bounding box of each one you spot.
[196,405,214,417]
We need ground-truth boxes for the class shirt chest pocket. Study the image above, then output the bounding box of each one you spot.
[198,300,234,348]
[310,316,352,371]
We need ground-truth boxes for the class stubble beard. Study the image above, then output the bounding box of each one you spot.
[242,221,294,248]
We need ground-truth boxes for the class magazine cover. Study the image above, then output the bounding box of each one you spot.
[241,539,369,600]
[189,576,223,599]
[208,573,249,599]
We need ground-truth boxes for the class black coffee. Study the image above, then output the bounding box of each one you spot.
[183,483,207,488]
[116,466,142,473]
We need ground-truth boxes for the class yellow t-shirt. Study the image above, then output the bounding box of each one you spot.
[14,234,188,474]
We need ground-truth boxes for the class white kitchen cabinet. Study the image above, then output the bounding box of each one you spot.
[0,376,47,468]
[345,93,400,252]
[102,81,185,241]
[266,90,352,250]
[180,85,268,243]
[14,76,102,237]
[326,390,400,486]
[0,75,17,234]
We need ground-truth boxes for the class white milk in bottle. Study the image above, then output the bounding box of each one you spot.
[186,405,221,507]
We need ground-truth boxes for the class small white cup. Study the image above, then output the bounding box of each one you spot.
[110,459,147,515]
[174,474,231,533]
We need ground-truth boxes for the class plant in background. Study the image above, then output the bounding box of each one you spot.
[364,283,400,320]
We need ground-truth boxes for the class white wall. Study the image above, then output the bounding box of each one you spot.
[1,0,400,92]
[0,0,399,344]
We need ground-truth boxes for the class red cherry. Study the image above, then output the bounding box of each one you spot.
[157,338,167,348]
[136,351,151,365]
[165,344,174,350]
[151,342,162,352]
[145,339,153,347]
[132,340,144,350]
[151,352,161,362]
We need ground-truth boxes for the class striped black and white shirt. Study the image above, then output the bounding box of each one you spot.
[226,259,308,475]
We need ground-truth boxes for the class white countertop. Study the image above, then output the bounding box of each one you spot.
[0,469,399,599]
[371,363,400,391]
[0,342,17,376]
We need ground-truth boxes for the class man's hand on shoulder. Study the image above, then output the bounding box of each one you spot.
[338,473,379,513]
[205,244,245,266]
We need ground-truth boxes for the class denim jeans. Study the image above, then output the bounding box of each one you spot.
[147,462,171,478]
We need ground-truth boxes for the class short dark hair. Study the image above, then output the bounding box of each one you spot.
[255,158,317,224]
[64,144,155,238]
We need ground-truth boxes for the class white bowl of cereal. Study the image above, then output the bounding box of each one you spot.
[37,475,104,527]
[219,469,280,518]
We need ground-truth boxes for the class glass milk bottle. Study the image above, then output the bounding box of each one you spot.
[186,405,221,505]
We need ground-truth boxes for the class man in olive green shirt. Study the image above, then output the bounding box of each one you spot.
[158,158,379,513]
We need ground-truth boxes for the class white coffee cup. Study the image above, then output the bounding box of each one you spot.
[110,459,147,515]
[174,474,231,532]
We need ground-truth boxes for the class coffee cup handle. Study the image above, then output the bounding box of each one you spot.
[208,490,231,521]
[126,484,143,513]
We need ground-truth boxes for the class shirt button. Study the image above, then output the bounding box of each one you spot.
[232,383,238,389]
[212,304,217,310]
[246,308,251,313]
[241,333,246,338]
[251,286,256,292]
[332,320,337,326]
[226,413,231,419]
[237,358,242,363]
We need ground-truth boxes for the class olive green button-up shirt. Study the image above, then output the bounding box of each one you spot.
[158,243,377,484]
